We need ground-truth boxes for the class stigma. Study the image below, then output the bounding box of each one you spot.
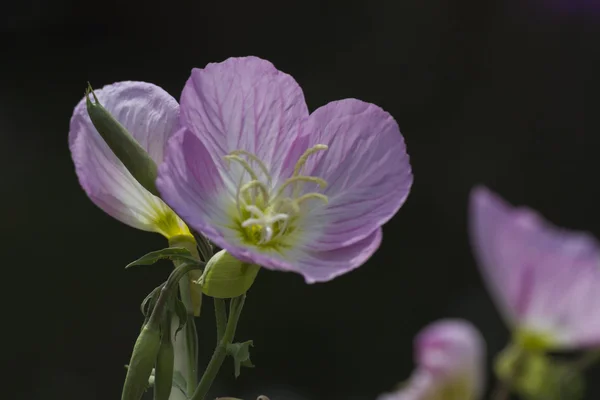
[224,145,329,247]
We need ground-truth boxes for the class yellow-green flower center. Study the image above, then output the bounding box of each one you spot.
[224,145,329,249]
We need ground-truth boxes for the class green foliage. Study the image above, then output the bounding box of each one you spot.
[227,340,255,378]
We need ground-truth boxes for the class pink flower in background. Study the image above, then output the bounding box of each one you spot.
[379,319,485,400]
[469,186,600,350]
[157,56,413,283]
[69,82,189,239]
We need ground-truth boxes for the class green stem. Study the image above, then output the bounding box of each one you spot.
[191,294,246,400]
[214,299,227,343]
[169,235,204,397]
[179,279,199,395]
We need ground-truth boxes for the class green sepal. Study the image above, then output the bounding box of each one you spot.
[200,250,260,299]
[85,84,160,196]
[126,247,199,269]
[226,340,255,378]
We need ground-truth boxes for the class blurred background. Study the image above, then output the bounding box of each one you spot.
[0,0,596,398]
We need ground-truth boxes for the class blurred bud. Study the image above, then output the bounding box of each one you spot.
[200,250,260,299]
[154,321,175,400]
[122,323,162,400]
[85,84,159,196]
[378,319,485,400]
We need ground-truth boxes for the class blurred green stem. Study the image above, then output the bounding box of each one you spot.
[191,294,247,400]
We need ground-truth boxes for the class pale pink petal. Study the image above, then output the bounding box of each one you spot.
[293,99,413,251]
[69,81,185,236]
[469,186,600,348]
[156,129,232,242]
[179,56,309,183]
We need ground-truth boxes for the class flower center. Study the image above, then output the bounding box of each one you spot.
[224,145,329,247]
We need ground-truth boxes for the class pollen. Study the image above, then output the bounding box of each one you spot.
[224,145,329,248]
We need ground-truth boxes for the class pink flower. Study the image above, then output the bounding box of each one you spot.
[156,57,413,283]
[69,81,189,238]
[469,186,600,350]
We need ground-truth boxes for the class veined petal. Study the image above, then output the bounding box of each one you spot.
[295,99,413,251]
[217,227,383,284]
[179,56,309,183]
[157,128,382,283]
[378,319,485,400]
[69,81,187,237]
[156,129,231,243]
[469,186,600,349]
[160,60,411,283]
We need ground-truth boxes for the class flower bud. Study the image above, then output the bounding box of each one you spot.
[85,85,159,196]
[122,323,162,400]
[200,250,260,299]
[154,324,175,400]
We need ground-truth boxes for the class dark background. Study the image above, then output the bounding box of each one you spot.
[1,0,597,398]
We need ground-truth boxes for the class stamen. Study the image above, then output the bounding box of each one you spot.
[278,197,301,214]
[272,176,327,201]
[229,150,273,184]
[234,172,246,219]
[239,180,271,204]
[295,193,329,206]
[227,147,330,246]
[293,144,328,177]
[241,205,290,244]
[224,155,260,181]
[244,205,262,217]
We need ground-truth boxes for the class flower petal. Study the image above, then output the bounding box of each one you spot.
[157,127,383,283]
[69,81,185,236]
[469,186,600,348]
[156,129,232,242]
[379,319,486,400]
[179,56,309,182]
[218,227,384,284]
[294,99,413,251]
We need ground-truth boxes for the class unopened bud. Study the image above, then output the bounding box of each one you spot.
[121,324,161,400]
[200,250,260,299]
[154,323,175,400]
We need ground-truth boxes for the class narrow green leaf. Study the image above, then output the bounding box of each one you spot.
[173,298,188,340]
[125,247,199,269]
[141,284,163,318]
